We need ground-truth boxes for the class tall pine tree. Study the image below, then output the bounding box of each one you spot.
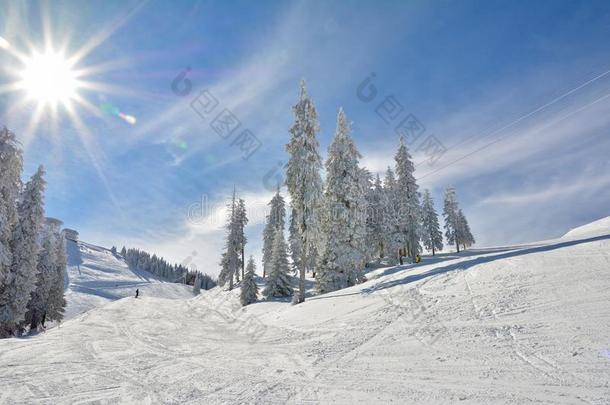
[443,186,461,253]
[394,137,421,261]
[316,109,364,292]
[263,230,293,298]
[0,127,23,330]
[456,209,475,250]
[421,189,443,256]
[235,198,248,280]
[24,219,56,330]
[240,256,259,306]
[45,218,67,325]
[218,189,241,290]
[0,166,46,336]
[261,190,286,278]
[382,167,401,264]
[367,174,387,259]
[288,207,302,275]
[285,80,323,303]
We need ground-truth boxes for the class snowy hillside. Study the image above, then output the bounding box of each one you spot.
[63,239,194,320]
[1,219,609,403]
[562,216,610,239]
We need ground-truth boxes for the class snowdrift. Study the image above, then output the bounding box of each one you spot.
[1,219,609,404]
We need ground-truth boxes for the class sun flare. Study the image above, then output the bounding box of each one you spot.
[18,49,80,107]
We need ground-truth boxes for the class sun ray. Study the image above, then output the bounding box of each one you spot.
[68,0,149,66]
[40,0,54,52]
[0,39,32,66]
[71,94,109,122]
[0,97,32,130]
[78,80,161,100]
[19,103,47,152]
[64,101,123,212]
[0,82,23,96]
[71,57,135,78]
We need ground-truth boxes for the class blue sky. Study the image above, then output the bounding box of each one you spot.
[2,0,610,276]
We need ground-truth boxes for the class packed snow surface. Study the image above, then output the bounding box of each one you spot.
[1,220,609,404]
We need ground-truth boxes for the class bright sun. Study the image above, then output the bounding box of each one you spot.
[18,50,79,107]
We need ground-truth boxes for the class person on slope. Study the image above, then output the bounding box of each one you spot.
[135,289,140,298]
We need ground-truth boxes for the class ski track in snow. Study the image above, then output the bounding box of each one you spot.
[1,218,610,403]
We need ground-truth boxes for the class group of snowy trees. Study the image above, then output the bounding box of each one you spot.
[121,247,216,291]
[220,81,475,306]
[281,81,473,300]
[0,127,67,337]
[442,187,475,252]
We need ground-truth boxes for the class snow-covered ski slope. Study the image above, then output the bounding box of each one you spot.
[63,239,194,320]
[1,218,609,404]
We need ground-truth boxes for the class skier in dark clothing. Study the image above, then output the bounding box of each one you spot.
[135,289,139,298]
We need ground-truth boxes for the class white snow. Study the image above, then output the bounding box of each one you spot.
[1,219,609,403]
[63,239,194,320]
[562,216,610,239]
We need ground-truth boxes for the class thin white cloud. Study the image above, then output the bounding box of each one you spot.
[480,172,610,206]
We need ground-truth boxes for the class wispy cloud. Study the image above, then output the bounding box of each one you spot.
[480,172,610,206]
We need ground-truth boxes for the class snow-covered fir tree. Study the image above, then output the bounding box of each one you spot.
[45,218,67,325]
[261,189,286,278]
[394,137,421,261]
[421,189,443,256]
[288,207,302,275]
[0,127,23,329]
[0,166,46,337]
[23,219,57,331]
[235,198,248,280]
[316,108,364,292]
[263,229,293,298]
[240,256,259,306]
[443,186,461,252]
[367,174,387,259]
[456,209,475,250]
[353,166,372,278]
[285,80,323,303]
[382,166,401,264]
[193,272,201,295]
[218,189,241,290]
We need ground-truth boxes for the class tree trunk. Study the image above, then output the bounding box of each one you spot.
[30,310,37,331]
[432,245,435,256]
[298,266,306,303]
[455,239,460,253]
[241,247,245,279]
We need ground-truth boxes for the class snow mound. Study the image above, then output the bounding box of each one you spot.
[63,239,194,320]
[562,216,610,239]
